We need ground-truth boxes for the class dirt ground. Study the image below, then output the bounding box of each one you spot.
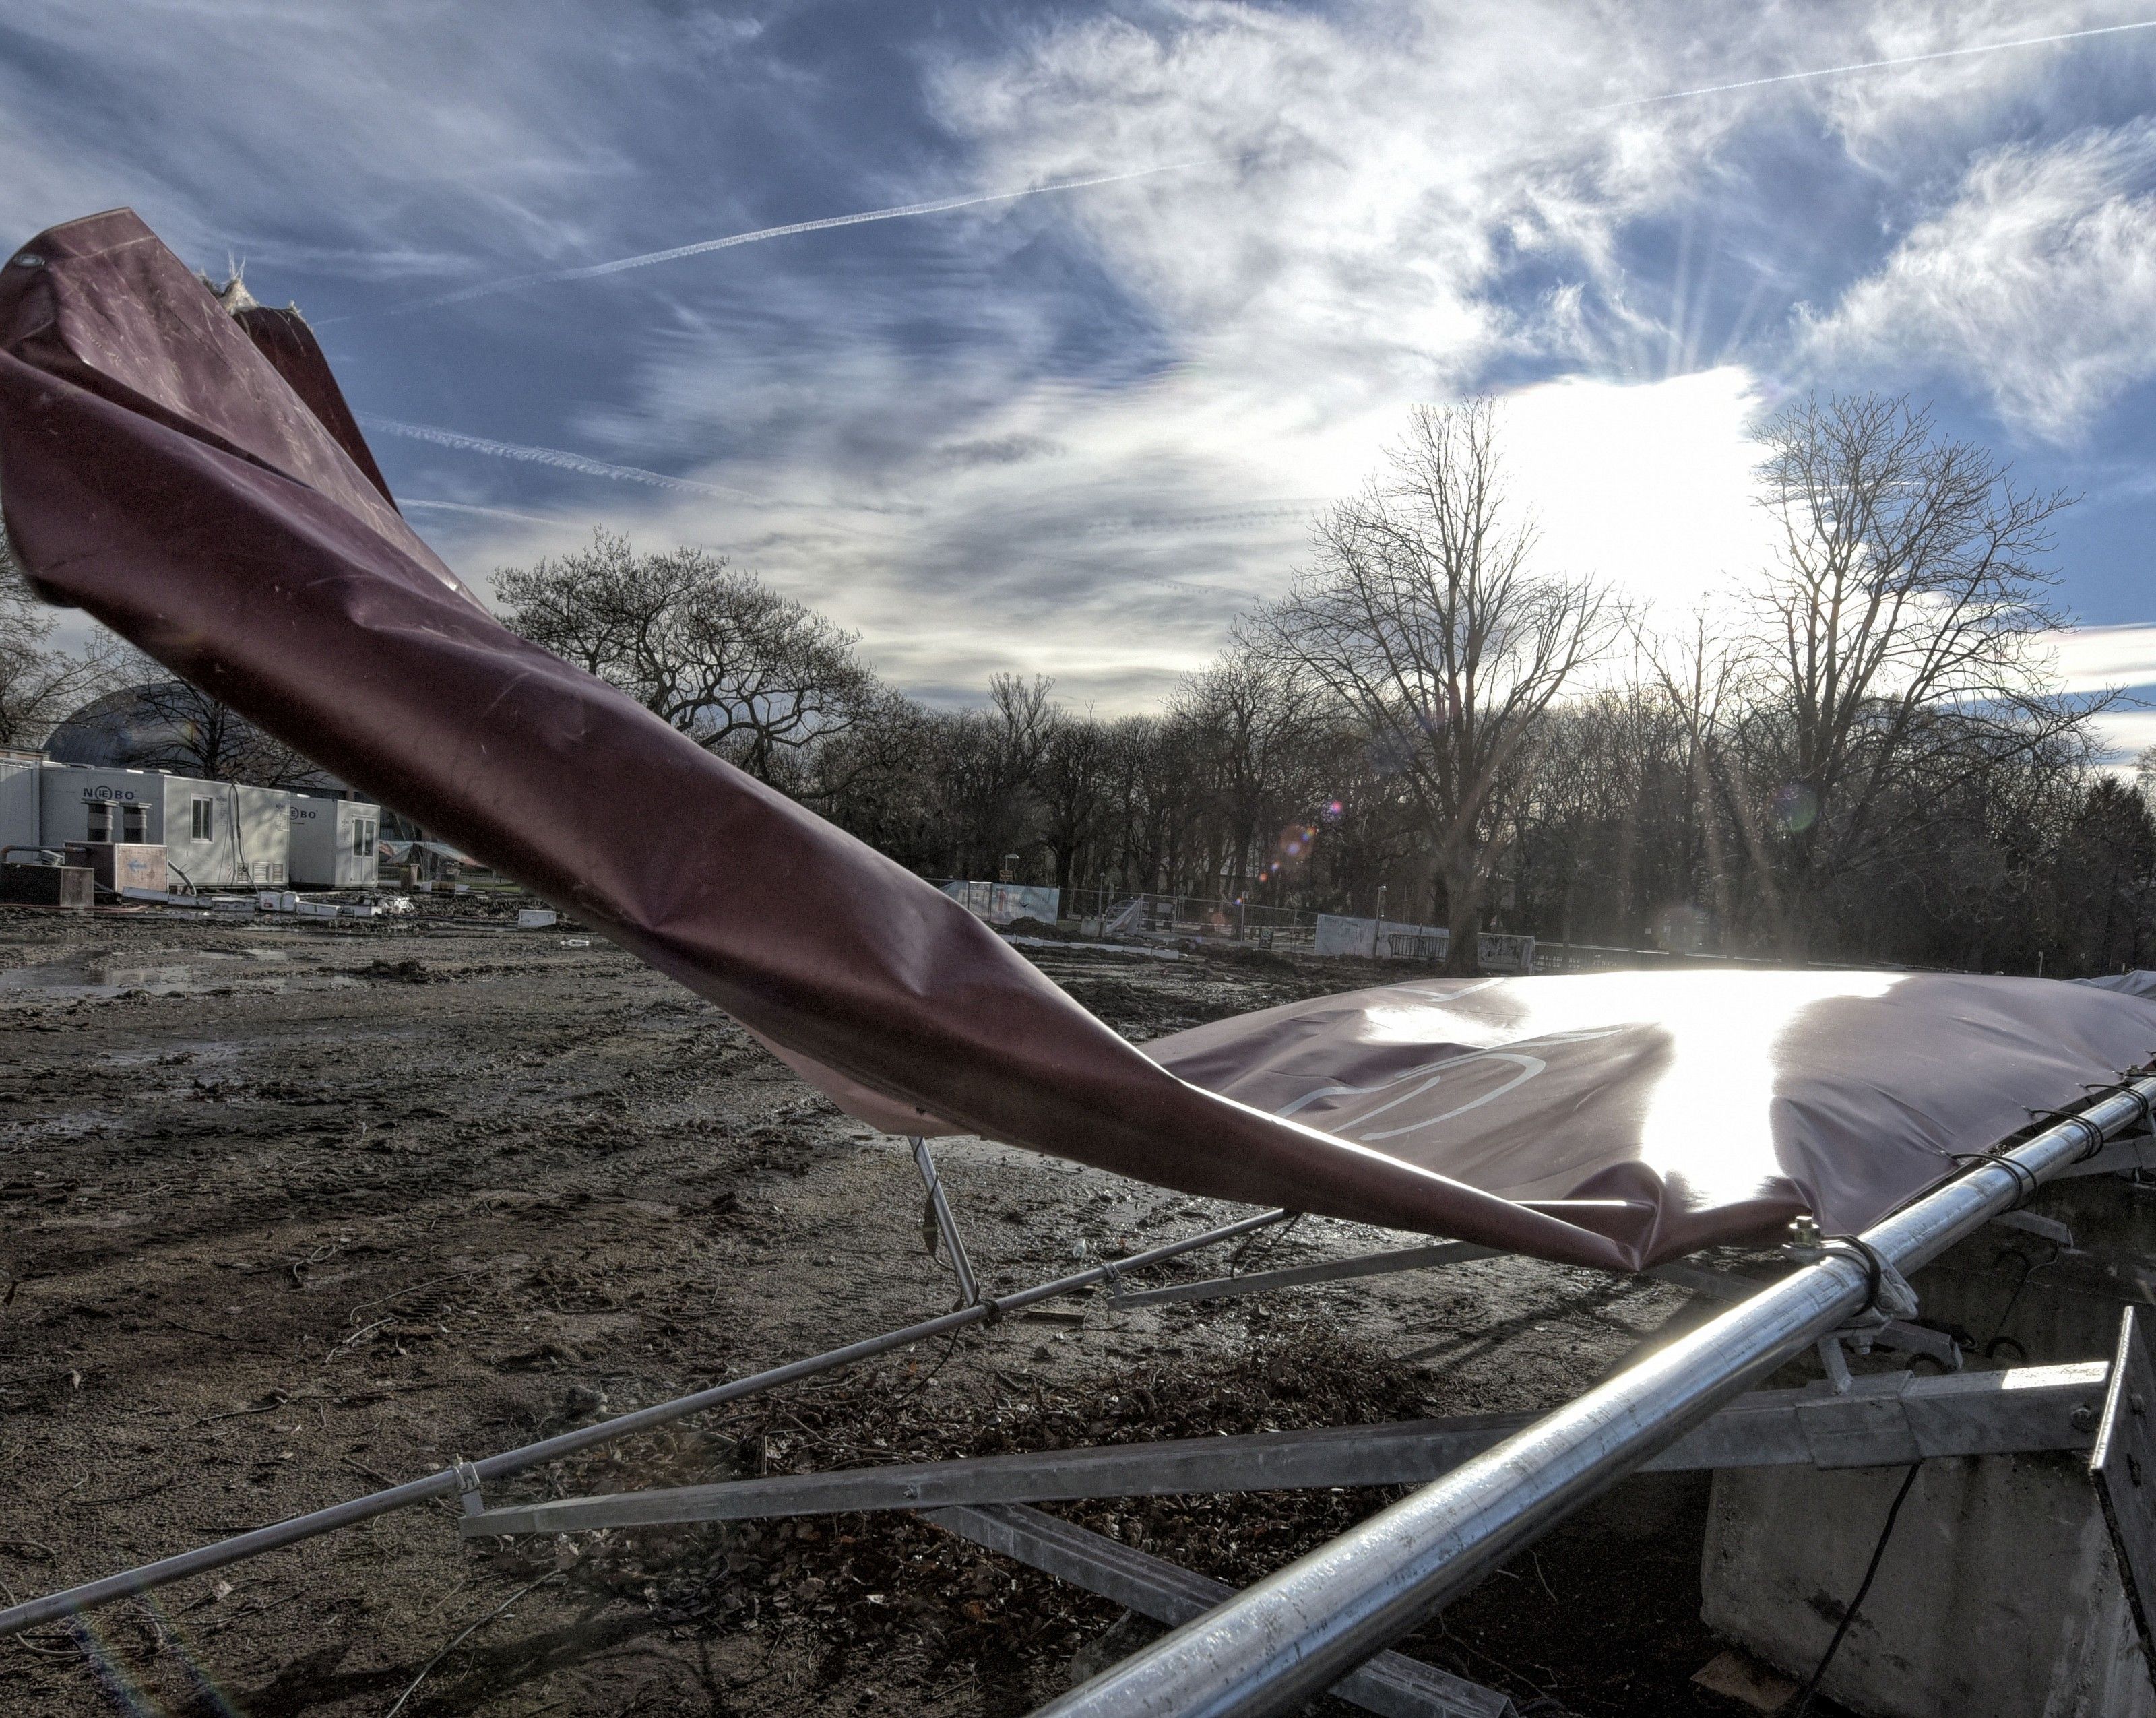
[1,902,1782,1717]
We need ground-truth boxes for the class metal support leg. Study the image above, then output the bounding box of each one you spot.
[912,1135,980,1307]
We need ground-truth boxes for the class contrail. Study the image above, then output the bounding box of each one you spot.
[347,162,1197,320]
[1604,17,2156,107]
[402,497,585,527]
[361,416,761,502]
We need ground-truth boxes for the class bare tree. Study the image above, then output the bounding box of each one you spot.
[0,532,125,749]
[497,530,880,783]
[1174,646,1333,904]
[1741,393,2101,952]
[1244,399,1616,969]
[107,668,327,784]
[1034,710,1114,893]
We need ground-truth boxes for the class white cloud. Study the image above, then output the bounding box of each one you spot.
[2089,707,2156,768]
[512,0,1785,703]
[1805,119,2156,441]
[2043,622,2156,692]
[15,0,2147,708]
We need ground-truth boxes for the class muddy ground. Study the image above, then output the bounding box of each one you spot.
[1,903,1789,1716]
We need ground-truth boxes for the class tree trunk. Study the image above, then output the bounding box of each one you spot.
[1441,853,1482,974]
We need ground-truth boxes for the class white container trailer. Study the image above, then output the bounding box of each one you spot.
[0,758,40,854]
[226,784,294,889]
[37,765,290,889]
[287,796,379,888]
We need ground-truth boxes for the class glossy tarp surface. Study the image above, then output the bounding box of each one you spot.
[1146,969,2156,1255]
[5,209,2153,1274]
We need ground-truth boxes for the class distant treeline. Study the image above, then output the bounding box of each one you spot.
[493,394,2149,977]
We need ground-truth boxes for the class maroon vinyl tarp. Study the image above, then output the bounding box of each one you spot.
[5,208,2153,1273]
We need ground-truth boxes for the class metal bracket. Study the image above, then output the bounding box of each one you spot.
[1655,1258,1960,1372]
[451,1458,486,1519]
[2093,1305,2156,1660]
[910,1137,980,1309]
[1816,1335,1856,1395]
[1994,1208,2076,1249]
[1794,1372,1923,1462]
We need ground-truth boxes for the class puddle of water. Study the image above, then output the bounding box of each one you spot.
[0,963,199,996]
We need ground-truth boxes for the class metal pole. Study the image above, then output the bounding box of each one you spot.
[0,1205,1288,1638]
[912,1136,980,1306]
[1035,1078,2156,1718]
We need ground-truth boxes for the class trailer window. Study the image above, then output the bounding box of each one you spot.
[191,798,214,841]
[354,817,377,858]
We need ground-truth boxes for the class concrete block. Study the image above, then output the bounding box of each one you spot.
[1703,1453,2154,1717]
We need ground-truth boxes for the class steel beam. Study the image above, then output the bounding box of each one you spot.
[926,1503,1513,1718]
[1031,1077,2156,1718]
[458,1360,2105,1536]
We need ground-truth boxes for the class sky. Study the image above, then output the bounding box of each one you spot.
[1,1,2154,753]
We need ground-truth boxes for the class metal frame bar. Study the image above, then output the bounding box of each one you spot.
[455,1360,2106,1536]
[924,1503,1513,1718]
[1032,1077,2156,1718]
[912,1135,980,1306]
[1646,1259,1961,1369]
[1108,1241,1498,1308]
[1110,1235,1961,1370]
[0,1201,1290,1637]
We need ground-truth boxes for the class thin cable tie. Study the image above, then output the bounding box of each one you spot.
[1946,1149,2039,1207]
[2103,1074,2156,1131]
[1986,1153,2041,1208]
[2025,1108,2107,1162]
[1820,1235,1886,1320]
[2080,1077,2150,1132]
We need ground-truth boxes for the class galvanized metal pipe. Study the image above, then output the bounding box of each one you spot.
[0,1204,1288,1638]
[913,1135,981,1306]
[1036,1079,2156,1718]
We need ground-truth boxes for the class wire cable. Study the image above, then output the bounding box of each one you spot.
[1792,1464,1922,1715]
